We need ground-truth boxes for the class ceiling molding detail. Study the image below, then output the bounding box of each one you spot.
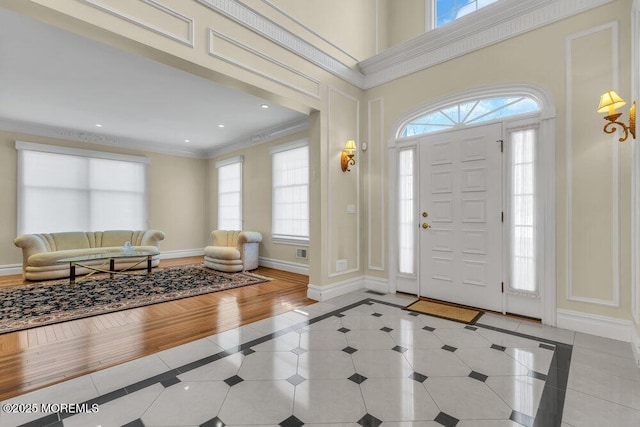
[360,0,613,88]
[205,118,309,158]
[195,0,364,88]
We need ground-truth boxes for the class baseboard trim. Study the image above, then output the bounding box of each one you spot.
[0,264,23,276]
[307,276,364,301]
[259,257,309,275]
[364,275,389,294]
[556,308,634,342]
[159,249,205,259]
[632,325,640,368]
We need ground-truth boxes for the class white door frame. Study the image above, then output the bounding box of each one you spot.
[387,83,557,325]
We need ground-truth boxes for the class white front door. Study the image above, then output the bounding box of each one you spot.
[418,123,503,312]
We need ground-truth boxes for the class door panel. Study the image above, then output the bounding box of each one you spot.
[419,124,503,312]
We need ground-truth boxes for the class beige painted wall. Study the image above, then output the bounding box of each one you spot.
[363,0,634,321]
[380,0,426,51]
[0,130,208,266]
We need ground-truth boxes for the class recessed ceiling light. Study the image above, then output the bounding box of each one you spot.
[184,139,190,143]
[218,124,225,128]
[260,104,269,109]
[95,124,103,127]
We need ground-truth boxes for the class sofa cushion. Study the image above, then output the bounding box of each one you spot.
[100,230,135,248]
[51,232,92,250]
[204,246,241,260]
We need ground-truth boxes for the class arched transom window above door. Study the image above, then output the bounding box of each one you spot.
[400,95,541,138]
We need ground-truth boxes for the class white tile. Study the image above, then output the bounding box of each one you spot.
[360,377,440,421]
[0,376,100,427]
[299,330,349,351]
[389,328,445,349]
[345,329,397,350]
[206,325,264,349]
[476,313,522,331]
[340,313,384,330]
[141,381,229,426]
[457,421,521,427]
[571,346,640,381]
[404,349,471,377]
[249,313,305,335]
[568,363,640,410]
[293,379,366,423]
[475,327,541,348]
[155,337,224,369]
[505,347,554,374]
[252,331,300,352]
[297,350,356,379]
[89,354,170,395]
[63,384,163,427]
[433,328,492,348]
[425,377,512,420]
[485,375,545,417]
[351,349,413,378]
[515,322,575,345]
[456,348,529,376]
[218,380,295,425]
[305,316,344,331]
[573,332,635,360]
[177,353,244,382]
[237,351,298,380]
[562,389,640,427]
[378,314,425,329]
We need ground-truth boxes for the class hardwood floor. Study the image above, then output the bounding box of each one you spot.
[0,257,313,401]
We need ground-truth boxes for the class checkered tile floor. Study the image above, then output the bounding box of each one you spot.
[2,290,639,427]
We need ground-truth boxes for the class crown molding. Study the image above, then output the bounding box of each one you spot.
[195,0,364,88]
[360,0,614,89]
[205,118,309,158]
[0,117,208,158]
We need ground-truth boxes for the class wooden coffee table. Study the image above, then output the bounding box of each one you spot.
[57,250,159,285]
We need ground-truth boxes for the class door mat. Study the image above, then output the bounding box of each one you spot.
[404,299,484,324]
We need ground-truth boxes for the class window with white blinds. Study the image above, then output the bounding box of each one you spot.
[16,142,147,234]
[271,141,309,243]
[509,128,537,293]
[217,157,243,230]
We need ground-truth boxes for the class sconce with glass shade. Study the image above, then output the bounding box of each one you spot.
[341,139,357,172]
[597,90,636,142]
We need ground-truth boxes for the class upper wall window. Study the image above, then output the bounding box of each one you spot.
[400,95,540,138]
[435,0,500,27]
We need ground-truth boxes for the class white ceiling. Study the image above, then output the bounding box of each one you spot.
[0,7,307,157]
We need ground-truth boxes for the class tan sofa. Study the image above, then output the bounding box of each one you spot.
[204,230,262,272]
[14,230,165,281]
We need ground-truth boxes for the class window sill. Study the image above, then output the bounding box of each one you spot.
[271,236,310,246]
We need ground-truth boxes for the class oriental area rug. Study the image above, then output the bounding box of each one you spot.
[0,264,270,334]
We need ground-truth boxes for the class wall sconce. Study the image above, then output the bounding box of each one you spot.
[341,139,356,172]
[597,90,636,142]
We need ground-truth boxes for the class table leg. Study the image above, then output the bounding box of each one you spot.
[110,258,115,279]
[147,255,152,276]
[70,262,76,285]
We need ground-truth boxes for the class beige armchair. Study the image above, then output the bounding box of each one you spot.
[204,230,262,272]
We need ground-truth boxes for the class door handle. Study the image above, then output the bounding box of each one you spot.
[422,222,431,229]
[422,211,428,217]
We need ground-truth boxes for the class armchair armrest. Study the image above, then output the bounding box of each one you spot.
[238,231,263,245]
[141,230,166,247]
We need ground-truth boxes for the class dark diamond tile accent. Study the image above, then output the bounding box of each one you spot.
[392,345,408,353]
[357,413,383,427]
[291,346,307,355]
[529,370,548,381]
[409,371,428,383]
[241,348,255,356]
[335,313,345,318]
[464,325,478,331]
[441,344,457,352]
[423,325,436,332]
[224,375,244,387]
[408,312,420,316]
[371,312,383,317]
[342,346,357,354]
[491,344,506,352]
[280,415,304,427]
[380,326,393,332]
[160,376,181,388]
[348,373,368,384]
[201,416,225,427]
[510,410,534,427]
[287,373,306,386]
[434,411,459,427]
[469,370,488,382]
[338,327,351,333]
[540,343,555,351]
[122,419,145,427]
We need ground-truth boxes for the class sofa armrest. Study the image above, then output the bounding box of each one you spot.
[14,234,49,271]
[141,230,166,247]
[238,231,263,245]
